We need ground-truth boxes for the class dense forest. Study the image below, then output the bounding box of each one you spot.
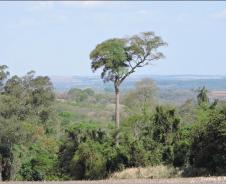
[0,32,225,181]
[0,64,226,181]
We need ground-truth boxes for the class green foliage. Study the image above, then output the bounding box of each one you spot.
[58,121,156,180]
[90,32,167,85]
[90,32,167,134]
[19,147,57,181]
[122,105,182,166]
[66,88,113,106]
[173,125,193,167]
[127,140,149,167]
[0,65,9,89]
[58,122,108,178]
[117,132,151,168]
[68,88,93,103]
[197,86,209,106]
[0,144,13,180]
[90,38,129,82]
[123,78,157,114]
[70,141,106,180]
[153,106,180,145]
[189,110,226,174]
[2,71,55,124]
[105,146,129,172]
[58,104,182,180]
[0,67,58,181]
[150,106,180,164]
[1,63,226,181]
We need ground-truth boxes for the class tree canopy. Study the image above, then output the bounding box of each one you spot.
[90,32,167,85]
[90,32,167,130]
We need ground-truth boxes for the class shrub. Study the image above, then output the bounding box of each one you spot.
[20,161,44,181]
[69,141,107,180]
[105,146,129,173]
[189,111,226,175]
[173,125,193,167]
[128,140,149,167]
[19,145,58,181]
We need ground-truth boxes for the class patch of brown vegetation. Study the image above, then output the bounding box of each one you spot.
[209,91,226,99]
[6,177,226,184]
[110,165,179,180]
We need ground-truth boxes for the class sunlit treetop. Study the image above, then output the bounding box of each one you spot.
[90,32,167,84]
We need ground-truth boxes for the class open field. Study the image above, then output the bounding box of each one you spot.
[210,91,226,99]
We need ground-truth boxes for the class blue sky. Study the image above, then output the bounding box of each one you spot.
[0,1,226,76]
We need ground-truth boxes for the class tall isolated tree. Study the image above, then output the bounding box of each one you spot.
[90,32,167,131]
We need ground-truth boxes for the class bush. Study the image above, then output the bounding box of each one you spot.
[173,141,190,167]
[128,140,149,167]
[105,146,129,173]
[19,145,58,181]
[173,125,193,167]
[69,141,107,180]
[189,111,226,175]
[20,161,44,181]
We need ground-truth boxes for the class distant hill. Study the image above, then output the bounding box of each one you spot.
[51,75,226,92]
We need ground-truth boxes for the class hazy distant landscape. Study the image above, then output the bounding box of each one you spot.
[51,74,226,92]
[52,75,226,105]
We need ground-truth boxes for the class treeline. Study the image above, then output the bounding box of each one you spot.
[0,65,59,181]
[0,65,226,181]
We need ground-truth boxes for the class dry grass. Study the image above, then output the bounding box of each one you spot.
[5,177,226,184]
[110,165,179,180]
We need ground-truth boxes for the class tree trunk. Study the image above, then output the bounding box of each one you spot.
[0,155,2,181]
[114,84,120,145]
[115,86,120,129]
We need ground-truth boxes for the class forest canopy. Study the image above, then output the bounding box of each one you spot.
[0,64,225,181]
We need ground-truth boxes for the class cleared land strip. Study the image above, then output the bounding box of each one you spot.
[209,91,226,99]
[3,177,226,184]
